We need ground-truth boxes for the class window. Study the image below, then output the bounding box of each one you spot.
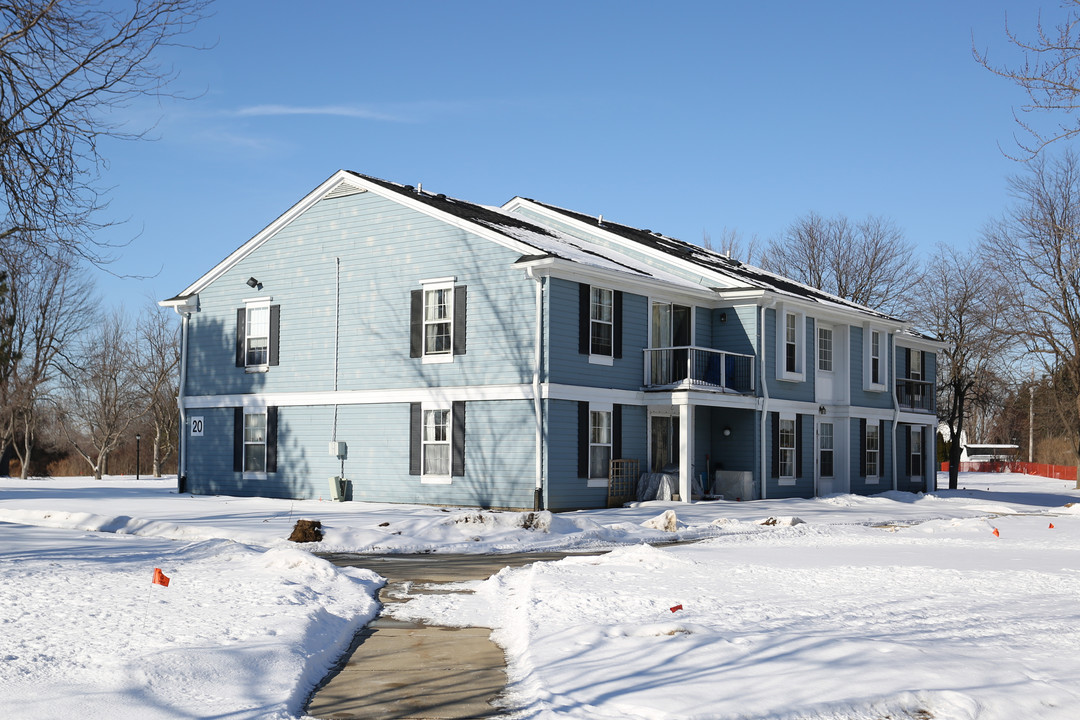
[244,411,267,472]
[775,306,805,381]
[236,300,279,370]
[411,279,466,363]
[422,408,451,477]
[866,423,880,479]
[589,409,612,481]
[911,429,923,478]
[819,422,834,478]
[590,287,613,358]
[785,313,798,373]
[862,325,886,391]
[246,304,269,366]
[818,326,833,372]
[234,407,276,475]
[871,331,881,385]
[909,349,922,381]
[779,418,796,479]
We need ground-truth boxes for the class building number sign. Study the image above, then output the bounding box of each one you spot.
[190,416,204,437]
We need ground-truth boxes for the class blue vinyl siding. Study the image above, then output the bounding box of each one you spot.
[186,400,536,507]
[763,308,815,402]
[712,305,756,356]
[848,326,894,410]
[544,277,647,391]
[186,191,536,398]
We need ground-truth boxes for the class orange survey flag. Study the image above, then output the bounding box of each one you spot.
[152,568,170,587]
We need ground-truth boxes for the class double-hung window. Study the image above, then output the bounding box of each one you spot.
[863,325,886,391]
[775,305,805,381]
[590,287,614,359]
[871,331,881,385]
[244,410,267,472]
[422,407,451,479]
[911,429,923,478]
[866,423,880,480]
[819,422,834,478]
[818,326,833,372]
[236,299,279,371]
[412,278,466,363]
[589,408,612,483]
[779,417,796,480]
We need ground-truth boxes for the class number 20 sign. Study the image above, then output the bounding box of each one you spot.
[190,417,204,437]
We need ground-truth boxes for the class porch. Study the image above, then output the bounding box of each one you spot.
[643,346,755,393]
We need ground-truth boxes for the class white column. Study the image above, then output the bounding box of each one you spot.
[679,402,693,502]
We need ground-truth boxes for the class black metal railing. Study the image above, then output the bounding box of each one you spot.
[643,346,755,393]
[896,379,935,412]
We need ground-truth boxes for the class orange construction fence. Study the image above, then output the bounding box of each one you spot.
[940,460,1077,481]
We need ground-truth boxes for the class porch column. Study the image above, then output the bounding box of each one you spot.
[678,402,693,502]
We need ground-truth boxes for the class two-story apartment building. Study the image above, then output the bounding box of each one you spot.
[162,171,942,510]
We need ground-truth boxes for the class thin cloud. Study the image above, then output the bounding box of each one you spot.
[232,104,405,122]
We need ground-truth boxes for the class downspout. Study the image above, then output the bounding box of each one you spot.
[759,302,772,500]
[891,335,900,492]
[527,268,545,510]
[176,305,191,493]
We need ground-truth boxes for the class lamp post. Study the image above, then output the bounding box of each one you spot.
[135,434,141,480]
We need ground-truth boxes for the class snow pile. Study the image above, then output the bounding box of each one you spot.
[0,525,381,720]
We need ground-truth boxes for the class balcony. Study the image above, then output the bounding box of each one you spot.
[643,346,755,393]
[896,378,935,413]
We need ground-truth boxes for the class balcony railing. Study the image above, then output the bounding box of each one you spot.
[643,346,755,393]
[896,379,935,413]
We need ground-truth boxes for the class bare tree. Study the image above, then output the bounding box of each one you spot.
[57,311,141,478]
[916,243,1014,489]
[982,150,1080,485]
[0,0,211,263]
[975,1,1080,157]
[761,212,923,316]
[0,248,92,476]
[702,227,763,264]
[134,302,179,477]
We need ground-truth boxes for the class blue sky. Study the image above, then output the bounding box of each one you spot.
[96,0,1042,309]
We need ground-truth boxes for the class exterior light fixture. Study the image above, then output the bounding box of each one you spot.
[722,427,732,437]
[246,277,259,288]
[819,405,827,415]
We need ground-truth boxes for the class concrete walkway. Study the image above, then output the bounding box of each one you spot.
[306,552,595,720]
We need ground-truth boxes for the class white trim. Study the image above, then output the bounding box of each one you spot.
[419,276,456,285]
[419,401,453,484]
[775,304,806,383]
[241,406,268,477]
[183,384,535,409]
[863,324,888,392]
[588,354,614,366]
[586,402,614,488]
[242,296,273,304]
[777,412,797,486]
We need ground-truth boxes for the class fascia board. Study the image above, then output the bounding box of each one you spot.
[519,257,721,305]
[504,197,748,290]
[177,171,540,299]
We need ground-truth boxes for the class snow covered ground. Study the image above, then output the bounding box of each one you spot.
[2,472,1079,719]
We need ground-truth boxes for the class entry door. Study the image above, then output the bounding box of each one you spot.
[651,302,691,384]
[649,412,680,473]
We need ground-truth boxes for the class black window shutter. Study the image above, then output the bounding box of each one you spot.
[859,418,867,477]
[905,425,913,476]
[233,407,244,472]
[903,347,910,378]
[453,286,467,356]
[409,403,422,475]
[452,401,466,476]
[795,414,803,478]
[612,404,622,460]
[269,305,280,366]
[266,407,278,473]
[578,283,590,355]
[235,308,246,367]
[770,412,779,478]
[613,291,623,359]
[921,350,927,379]
[577,401,589,478]
[922,427,929,477]
[410,290,423,358]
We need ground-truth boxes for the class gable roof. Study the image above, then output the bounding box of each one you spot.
[505,197,904,323]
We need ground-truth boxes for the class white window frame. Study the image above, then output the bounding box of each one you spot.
[420,402,452,484]
[909,349,922,382]
[420,278,455,365]
[775,305,805,382]
[244,298,271,372]
[818,325,833,372]
[911,429,923,478]
[778,413,797,485]
[242,407,268,478]
[587,402,613,488]
[863,324,887,392]
[865,422,880,484]
[819,422,834,479]
[589,286,614,366]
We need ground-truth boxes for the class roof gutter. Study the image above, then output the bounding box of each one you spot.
[159,295,198,492]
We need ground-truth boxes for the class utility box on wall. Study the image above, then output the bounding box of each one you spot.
[329,441,347,459]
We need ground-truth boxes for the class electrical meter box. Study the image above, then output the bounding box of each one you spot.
[329,441,347,459]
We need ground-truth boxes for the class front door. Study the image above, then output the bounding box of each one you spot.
[650,302,691,384]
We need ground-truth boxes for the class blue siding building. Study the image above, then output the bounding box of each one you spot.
[163,171,942,509]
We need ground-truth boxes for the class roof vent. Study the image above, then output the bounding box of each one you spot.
[598,214,604,226]
[437,194,446,199]
[417,182,423,194]
[325,181,367,199]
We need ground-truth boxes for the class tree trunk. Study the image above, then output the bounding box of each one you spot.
[949,389,966,490]
[152,424,162,478]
